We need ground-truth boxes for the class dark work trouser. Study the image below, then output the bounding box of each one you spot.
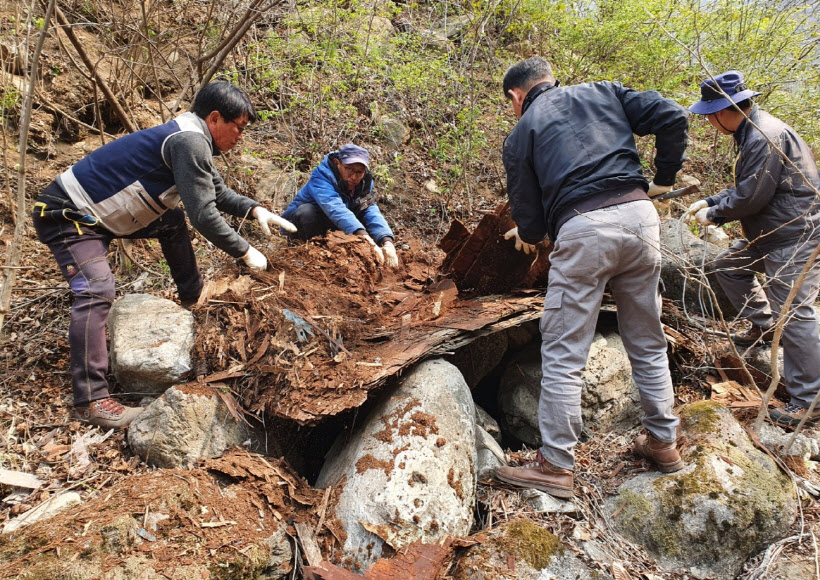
[33,205,202,406]
[715,237,820,407]
[284,203,337,240]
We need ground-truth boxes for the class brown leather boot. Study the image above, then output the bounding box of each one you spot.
[495,450,574,498]
[74,398,144,429]
[633,433,685,473]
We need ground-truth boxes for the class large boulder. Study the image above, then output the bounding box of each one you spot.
[127,384,257,468]
[498,330,640,446]
[659,219,736,318]
[607,401,797,579]
[109,294,195,395]
[453,518,606,580]
[316,358,476,569]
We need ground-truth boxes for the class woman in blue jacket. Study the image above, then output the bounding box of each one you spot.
[282,144,398,268]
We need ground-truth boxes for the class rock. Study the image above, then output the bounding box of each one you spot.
[109,294,195,395]
[377,115,408,148]
[742,344,784,388]
[607,401,797,579]
[767,556,817,579]
[475,404,502,444]
[3,492,81,534]
[758,422,819,460]
[519,489,580,515]
[419,29,453,52]
[659,219,736,318]
[27,109,55,155]
[255,161,306,209]
[316,358,476,569]
[498,330,640,447]
[475,425,505,481]
[454,519,605,580]
[505,319,539,350]
[127,384,256,468]
[437,15,472,39]
[449,332,508,389]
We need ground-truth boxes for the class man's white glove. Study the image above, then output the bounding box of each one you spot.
[361,234,385,264]
[241,245,267,271]
[504,227,536,255]
[647,182,673,198]
[682,199,709,222]
[382,239,399,268]
[694,207,715,226]
[253,206,297,235]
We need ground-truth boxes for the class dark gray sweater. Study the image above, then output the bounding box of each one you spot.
[164,131,259,258]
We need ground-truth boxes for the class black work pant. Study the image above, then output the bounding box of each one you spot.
[33,199,202,406]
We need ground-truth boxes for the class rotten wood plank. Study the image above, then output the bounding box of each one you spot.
[295,521,324,567]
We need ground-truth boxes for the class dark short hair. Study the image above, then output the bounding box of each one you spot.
[191,81,257,123]
[503,57,554,99]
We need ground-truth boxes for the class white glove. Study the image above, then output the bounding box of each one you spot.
[682,199,709,222]
[382,240,399,268]
[694,207,715,226]
[241,245,267,271]
[504,227,536,255]
[647,182,673,198]
[252,206,297,235]
[361,234,384,264]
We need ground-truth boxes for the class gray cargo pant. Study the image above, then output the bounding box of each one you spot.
[539,200,678,470]
[714,237,820,407]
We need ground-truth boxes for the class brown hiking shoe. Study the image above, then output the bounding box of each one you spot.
[495,450,574,498]
[731,324,774,347]
[633,433,685,473]
[769,403,820,427]
[74,398,144,428]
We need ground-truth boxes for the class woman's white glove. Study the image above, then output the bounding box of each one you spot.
[682,200,709,222]
[361,234,385,264]
[241,245,268,271]
[504,227,536,255]
[253,206,297,235]
[382,240,399,268]
[694,207,715,226]
[647,182,673,198]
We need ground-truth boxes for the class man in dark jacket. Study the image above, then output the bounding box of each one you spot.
[32,81,295,428]
[685,70,820,426]
[282,144,398,268]
[495,57,689,498]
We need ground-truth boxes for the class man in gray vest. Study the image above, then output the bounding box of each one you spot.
[32,81,295,428]
[496,57,689,498]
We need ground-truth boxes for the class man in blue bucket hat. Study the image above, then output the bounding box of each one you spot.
[685,70,820,426]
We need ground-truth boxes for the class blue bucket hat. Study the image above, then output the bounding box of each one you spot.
[689,70,761,115]
[336,143,370,167]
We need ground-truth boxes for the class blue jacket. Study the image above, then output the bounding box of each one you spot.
[282,154,393,243]
[503,81,689,242]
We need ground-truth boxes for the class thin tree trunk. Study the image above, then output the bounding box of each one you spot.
[0,0,56,333]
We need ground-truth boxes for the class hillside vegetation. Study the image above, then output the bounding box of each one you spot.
[2,0,820,231]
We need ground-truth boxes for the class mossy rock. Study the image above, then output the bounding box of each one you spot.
[607,402,796,579]
[454,519,602,579]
